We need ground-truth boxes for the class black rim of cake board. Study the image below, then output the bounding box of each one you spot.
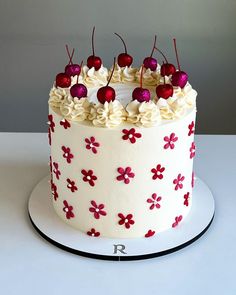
[28,212,214,261]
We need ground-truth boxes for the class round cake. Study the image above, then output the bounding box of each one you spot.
[48,32,197,238]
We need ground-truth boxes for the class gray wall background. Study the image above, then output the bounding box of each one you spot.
[0,0,235,134]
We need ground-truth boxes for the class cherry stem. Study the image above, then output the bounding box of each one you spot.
[154,47,168,63]
[140,64,144,88]
[173,38,181,71]
[114,33,127,54]
[162,61,166,84]
[107,57,116,86]
[65,45,74,65]
[150,35,157,57]
[92,26,95,56]
[80,60,83,68]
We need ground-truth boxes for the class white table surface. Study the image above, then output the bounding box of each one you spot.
[0,133,235,295]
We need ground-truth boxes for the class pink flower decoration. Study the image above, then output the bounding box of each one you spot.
[47,114,55,132]
[67,178,78,192]
[190,142,196,159]
[118,213,135,229]
[172,215,183,228]
[61,146,74,163]
[122,128,142,144]
[87,228,100,237]
[151,164,165,180]
[60,118,71,129]
[51,180,58,201]
[145,230,155,238]
[85,136,100,154]
[147,193,162,210]
[116,167,135,184]
[53,162,61,180]
[48,128,51,146]
[184,192,190,206]
[188,121,195,136]
[63,200,75,219]
[89,200,107,219]
[191,171,195,188]
[81,169,97,187]
[164,133,178,150]
[173,173,185,191]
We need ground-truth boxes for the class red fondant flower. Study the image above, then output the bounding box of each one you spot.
[164,132,178,149]
[67,178,78,192]
[151,164,165,180]
[63,200,74,219]
[145,230,155,238]
[61,146,74,163]
[172,215,183,228]
[118,213,135,229]
[173,173,185,191]
[191,171,195,188]
[51,180,58,201]
[60,118,71,129]
[48,128,51,145]
[89,200,107,219]
[184,192,190,206]
[147,193,162,210]
[53,162,61,180]
[116,167,135,184]
[188,121,195,136]
[122,128,142,144]
[87,228,100,237]
[85,136,100,154]
[81,169,97,187]
[190,142,196,159]
[48,114,55,132]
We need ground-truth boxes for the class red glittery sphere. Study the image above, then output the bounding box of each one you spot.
[143,57,157,71]
[56,73,71,88]
[87,55,102,71]
[117,53,133,67]
[160,63,176,76]
[156,84,173,99]
[97,86,116,104]
[132,87,151,103]
[65,64,81,77]
[70,83,87,98]
[171,71,188,88]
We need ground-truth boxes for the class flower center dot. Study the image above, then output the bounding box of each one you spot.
[68,184,72,188]
[65,153,68,157]
[124,174,128,179]
[92,233,94,236]
[95,208,99,212]
[64,208,68,212]
[128,134,133,138]
[90,144,93,148]
[124,219,128,223]
[87,176,91,180]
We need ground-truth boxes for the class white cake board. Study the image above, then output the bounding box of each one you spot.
[28,175,215,261]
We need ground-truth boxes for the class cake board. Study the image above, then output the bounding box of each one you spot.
[28,175,215,261]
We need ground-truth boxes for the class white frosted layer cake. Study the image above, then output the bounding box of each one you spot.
[48,33,197,238]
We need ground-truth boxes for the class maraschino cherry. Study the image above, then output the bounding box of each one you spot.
[156,63,173,99]
[56,73,71,88]
[97,58,116,104]
[154,47,176,76]
[87,26,102,71]
[143,35,158,71]
[171,38,188,88]
[70,62,88,99]
[132,65,151,102]
[64,45,81,77]
[114,33,133,67]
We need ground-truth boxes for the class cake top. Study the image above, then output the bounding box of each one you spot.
[49,27,197,128]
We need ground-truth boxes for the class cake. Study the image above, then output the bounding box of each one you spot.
[48,29,197,238]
